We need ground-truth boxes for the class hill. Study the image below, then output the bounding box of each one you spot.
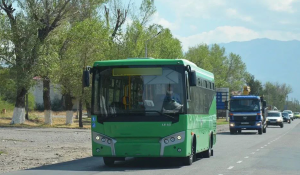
[218,38,300,99]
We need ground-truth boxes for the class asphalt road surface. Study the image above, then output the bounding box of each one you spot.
[3,120,300,175]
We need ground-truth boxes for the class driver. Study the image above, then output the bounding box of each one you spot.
[162,85,182,111]
[251,100,259,110]
[163,85,181,104]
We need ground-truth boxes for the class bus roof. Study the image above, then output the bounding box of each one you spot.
[93,58,214,80]
[231,95,260,99]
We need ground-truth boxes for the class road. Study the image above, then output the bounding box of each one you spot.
[3,120,300,175]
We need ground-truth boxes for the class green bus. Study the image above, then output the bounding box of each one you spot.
[84,58,216,166]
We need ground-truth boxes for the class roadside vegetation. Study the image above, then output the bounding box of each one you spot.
[0,0,298,128]
[217,118,229,125]
[0,109,91,129]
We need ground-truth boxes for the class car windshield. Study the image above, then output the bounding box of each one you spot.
[282,113,289,116]
[230,99,260,112]
[268,112,280,117]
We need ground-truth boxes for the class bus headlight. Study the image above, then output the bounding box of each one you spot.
[256,123,261,126]
[96,136,100,140]
[160,131,185,147]
[230,123,235,127]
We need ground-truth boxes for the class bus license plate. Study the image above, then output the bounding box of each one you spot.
[241,122,249,124]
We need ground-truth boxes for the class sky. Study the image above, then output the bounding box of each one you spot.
[145,0,300,51]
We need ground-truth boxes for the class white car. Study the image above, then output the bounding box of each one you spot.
[283,110,294,120]
[266,111,284,128]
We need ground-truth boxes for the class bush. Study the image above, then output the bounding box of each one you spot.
[52,97,63,111]
[0,97,14,111]
[28,93,35,111]
[35,103,44,111]
[34,97,63,111]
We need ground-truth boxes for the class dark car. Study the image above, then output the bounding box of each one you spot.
[282,112,291,124]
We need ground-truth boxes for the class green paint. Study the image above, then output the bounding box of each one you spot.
[91,58,216,159]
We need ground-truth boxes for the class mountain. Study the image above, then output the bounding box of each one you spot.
[218,38,300,99]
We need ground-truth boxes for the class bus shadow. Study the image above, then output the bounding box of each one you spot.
[29,156,201,172]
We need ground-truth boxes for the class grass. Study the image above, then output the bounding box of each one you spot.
[0,99,14,111]
[1,109,228,128]
[0,110,91,129]
[0,151,5,155]
[217,118,229,125]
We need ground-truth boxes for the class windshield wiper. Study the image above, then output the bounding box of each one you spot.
[144,110,176,121]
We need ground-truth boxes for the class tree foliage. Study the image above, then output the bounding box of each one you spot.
[263,82,292,110]
[245,73,263,96]
[0,0,298,123]
[185,44,247,91]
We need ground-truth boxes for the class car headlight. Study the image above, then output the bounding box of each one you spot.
[277,118,282,122]
[230,123,235,127]
[266,118,269,121]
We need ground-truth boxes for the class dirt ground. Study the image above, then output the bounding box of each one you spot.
[0,127,91,174]
[0,125,229,174]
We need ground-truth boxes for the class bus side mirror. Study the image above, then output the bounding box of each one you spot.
[188,71,197,86]
[225,101,228,110]
[83,69,90,87]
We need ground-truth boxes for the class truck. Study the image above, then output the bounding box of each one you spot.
[225,86,267,135]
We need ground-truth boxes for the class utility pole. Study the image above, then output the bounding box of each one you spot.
[145,31,162,57]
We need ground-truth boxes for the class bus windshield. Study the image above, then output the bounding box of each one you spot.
[92,66,184,122]
[230,99,260,112]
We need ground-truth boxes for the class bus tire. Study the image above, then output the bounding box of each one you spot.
[202,137,212,158]
[183,140,195,166]
[103,157,115,166]
[258,128,263,135]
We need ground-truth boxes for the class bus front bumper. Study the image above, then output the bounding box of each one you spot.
[92,131,188,157]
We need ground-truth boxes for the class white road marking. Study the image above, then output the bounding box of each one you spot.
[245,156,249,158]
[237,161,243,164]
[261,147,264,148]
[228,166,234,170]
[265,145,267,146]
[252,152,255,154]
[257,149,260,151]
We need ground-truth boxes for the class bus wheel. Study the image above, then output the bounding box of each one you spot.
[202,137,212,158]
[103,157,115,166]
[258,128,263,135]
[183,141,195,165]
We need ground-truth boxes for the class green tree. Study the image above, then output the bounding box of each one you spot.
[185,44,247,92]
[223,53,247,91]
[245,73,263,96]
[263,82,292,110]
[1,1,39,124]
